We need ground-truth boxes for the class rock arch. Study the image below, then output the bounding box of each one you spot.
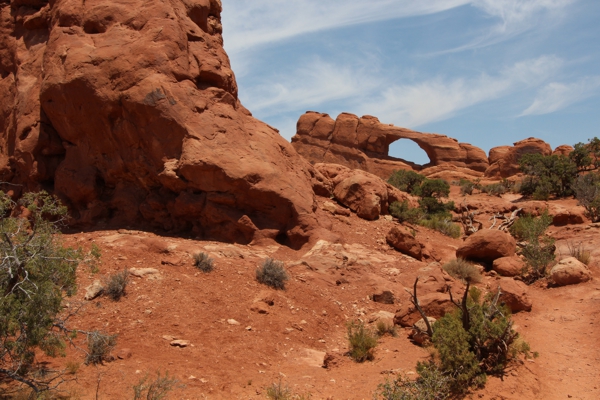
[291,112,489,179]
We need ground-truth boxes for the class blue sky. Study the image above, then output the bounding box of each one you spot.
[221,0,600,165]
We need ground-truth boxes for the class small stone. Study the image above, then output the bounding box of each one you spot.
[84,280,104,300]
[245,326,252,331]
[117,348,132,359]
[129,268,160,277]
[170,339,190,347]
[227,319,241,325]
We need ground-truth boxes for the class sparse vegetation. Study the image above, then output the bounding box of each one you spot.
[266,378,312,400]
[256,258,289,290]
[510,211,555,283]
[481,182,509,196]
[566,241,591,265]
[193,252,214,273]
[85,331,117,365]
[573,172,600,222]
[389,200,423,224]
[133,371,178,400]
[347,320,378,362]
[377,280,531,398]
[388,170,425,194]
[0,191,99,393]
[442,258,482,283]
[105,269,129,301]
[519,153,578,200]
[419,215,461,239]
[458,178,478,195]
[376,320,398,337]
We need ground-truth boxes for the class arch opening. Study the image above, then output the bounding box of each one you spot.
[387,139,431,168]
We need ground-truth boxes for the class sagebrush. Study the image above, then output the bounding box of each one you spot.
[193,252,214,273]
[347,320,378,362]
[442,258,482,283]
[105,269,129,301]
[256,258,288,290]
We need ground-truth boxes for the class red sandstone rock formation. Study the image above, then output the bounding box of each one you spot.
[291,111,489,179]
[485,138,552,178]
[0,0,320,247]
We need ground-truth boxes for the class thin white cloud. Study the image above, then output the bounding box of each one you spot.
[241,58,382,117]
[361,55,563,127]
[222,0,472,53]
[520,76,600,116]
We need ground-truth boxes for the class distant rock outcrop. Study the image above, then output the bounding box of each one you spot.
[485,138,552,178]
[0,0,322,247]
[292,112,489,180]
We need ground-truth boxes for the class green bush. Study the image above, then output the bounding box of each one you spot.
[0,191,99,392]
[419,215,461,239]
[133,371,178,400]
[375,361,451,400]
[519,153,577,199]
[459,179,477,195]
[570,137,600,171]
[389,200,424,224]
[481,182,508,196]
[347,320,378,362]
[193,252,214,273]
[256,258,288,290]
[417,179,450,198]
[388,170,425,194]
[85,330,117,365]
[510,211,555,283]
[573,172,600,222]
[105,269,129,301]
[442,258,482,283]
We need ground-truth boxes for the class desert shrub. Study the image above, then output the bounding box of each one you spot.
[388,170,425,194]
[85,331,117,365]
[566,241,591,265]
[375,361,451,400]
[193,252,214,273]
[570,137,600,171]
[0,191,100,392]
[256,258,288,290]
[376,320,398,337]
[519,153,577,199]
[442,258,482,283]
[389,200,423,224]
[419,215,461,239]
[417,179,450,199]
[133,371,178,400]
[265,378,311,400]
[510,211,555,283]
[459,179,477,195]
[432,288,529,393]
[347,320,378,362]
[105,269,129,301]
[417,197,454,216]
[573,172,600,222]
[481,182,508,196]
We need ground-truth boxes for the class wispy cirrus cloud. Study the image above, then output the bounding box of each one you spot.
[520,76,600,116]
[222,0,472,53]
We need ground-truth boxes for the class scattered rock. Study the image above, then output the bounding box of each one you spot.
[410,317,436,345]
[170,340,190,348]
[323,352,342,369]
[492,256,524,277]
[250,303,269,314]
[372,290,395,304]
[495,278,532,312]
[386,226,423,260]
[117,348,133,360]
[456,230,516,262]
[84,280,104,300]
[550,257,592,286]
[227,319,241,326]
[129,268,160,277]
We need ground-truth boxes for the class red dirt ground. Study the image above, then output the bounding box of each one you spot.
[11,188,600,399]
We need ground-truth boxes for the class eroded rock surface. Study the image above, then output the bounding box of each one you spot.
[0,0,321,247]
[485,138,552,178]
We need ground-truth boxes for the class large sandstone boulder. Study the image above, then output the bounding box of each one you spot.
[315,163,414,220]
[292,112,489,179]
[456,230,516,262]
[386,225,423,260]
[550,257,592,286]
[496,278,532,312]
[492,256,524,277]
[0,0,322,247]
[485,138,552,178]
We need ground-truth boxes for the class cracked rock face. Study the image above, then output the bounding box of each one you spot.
[0,0,321,247]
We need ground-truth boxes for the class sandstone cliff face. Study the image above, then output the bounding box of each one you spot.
[291,112,489,180]
[0,0,319,247]
[484,138,553,178]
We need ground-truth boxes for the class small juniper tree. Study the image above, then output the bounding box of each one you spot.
[0,191,98,393]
